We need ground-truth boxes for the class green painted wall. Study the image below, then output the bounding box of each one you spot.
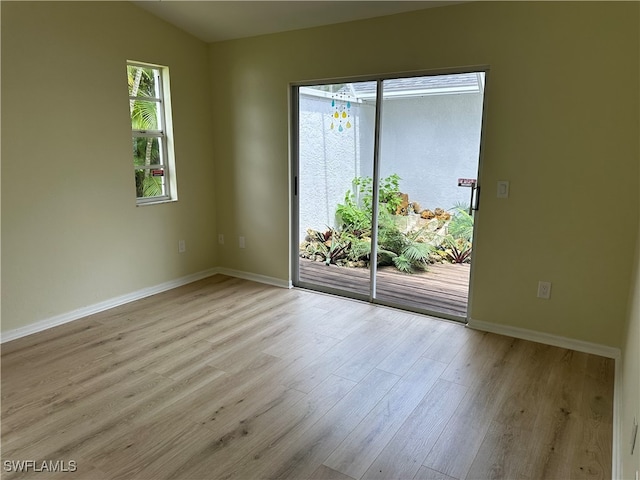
[1,1,217,332]
[209,1,639,347]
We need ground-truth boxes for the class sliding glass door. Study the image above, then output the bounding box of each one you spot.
[292,71,486,321]
[374,74,484,317]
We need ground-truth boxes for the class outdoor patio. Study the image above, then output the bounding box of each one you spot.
[298,259,470,318]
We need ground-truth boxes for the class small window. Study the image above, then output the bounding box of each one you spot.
[127,61,177,204]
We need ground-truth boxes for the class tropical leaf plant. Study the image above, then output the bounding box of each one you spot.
[301,174,438,273]
[346,236,371,262]
[443,236,472,264]
[376,211,433,273]
[448,203,474,241]
[325,230,351,265]
[392,254,413,273]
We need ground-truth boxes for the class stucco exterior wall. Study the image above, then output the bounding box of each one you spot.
[378,93,484,212]
[298,94,374,238]
[298,91,483,240]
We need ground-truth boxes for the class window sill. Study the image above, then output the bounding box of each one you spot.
[136,198,178,207]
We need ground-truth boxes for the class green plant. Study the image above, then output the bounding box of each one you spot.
[378,174,403,214]
[376,212,433,273]
[325,229,351,265]
[301,228,353,265]
[335,192,370,231]
[437,204,474,264]
[353,174,403,215]
[303,174,437,273]
[336,174,403,230]
[443,236,472,264]
[346,235,372,262]
[448,204,474,242]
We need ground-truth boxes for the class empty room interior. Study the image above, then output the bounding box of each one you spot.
[1,1,639,479]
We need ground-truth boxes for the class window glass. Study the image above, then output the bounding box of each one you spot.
[127,62,176,204]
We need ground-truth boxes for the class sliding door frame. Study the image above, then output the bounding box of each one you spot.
[290,66,490,321]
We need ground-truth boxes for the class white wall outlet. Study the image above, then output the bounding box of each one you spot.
[497,180,509,198]
[537,281,551,299]
[178,240,186,253]
[218,234,224,245]
[239,236,245,249]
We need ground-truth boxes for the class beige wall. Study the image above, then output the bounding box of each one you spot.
[1,2,217,332]
[210,1,639,348]
[621,221,640,479]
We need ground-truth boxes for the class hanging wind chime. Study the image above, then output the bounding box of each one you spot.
[330,91,352,133]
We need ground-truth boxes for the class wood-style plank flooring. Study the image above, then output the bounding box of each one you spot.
[299,259,470,318]
[1,275,614,479]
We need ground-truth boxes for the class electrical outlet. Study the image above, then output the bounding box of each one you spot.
[537,281,551,299]
[239,236,245,249]
[218,234,224,245]
[178,240,186,253]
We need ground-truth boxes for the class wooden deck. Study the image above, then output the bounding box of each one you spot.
[298,259,470,318]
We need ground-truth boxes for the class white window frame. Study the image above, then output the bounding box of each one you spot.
[128,60,178,205]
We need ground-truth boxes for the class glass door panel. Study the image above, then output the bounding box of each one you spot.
[374,74,485,319]
[296,81,378,298]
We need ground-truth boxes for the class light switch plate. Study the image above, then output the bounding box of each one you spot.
[497,181,509,198]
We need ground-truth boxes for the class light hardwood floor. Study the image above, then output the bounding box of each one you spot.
[1,275,614,480]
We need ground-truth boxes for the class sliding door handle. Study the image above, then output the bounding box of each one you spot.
[472,185,481,212]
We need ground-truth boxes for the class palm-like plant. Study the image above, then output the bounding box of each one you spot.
[377,212,433,273]
[448,204,474,241]
[442,204,474,263]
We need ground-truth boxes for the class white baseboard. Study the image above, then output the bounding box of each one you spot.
[1,267,292,344]
[466,318,621,360]
[216,267,292,289]
[1,268,219,344]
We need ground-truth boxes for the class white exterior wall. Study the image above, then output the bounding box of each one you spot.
[298,91,483,240]
[298,95,375,237]
[378,93,483,211]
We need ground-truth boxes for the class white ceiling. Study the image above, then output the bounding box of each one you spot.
[132,1,461,43]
